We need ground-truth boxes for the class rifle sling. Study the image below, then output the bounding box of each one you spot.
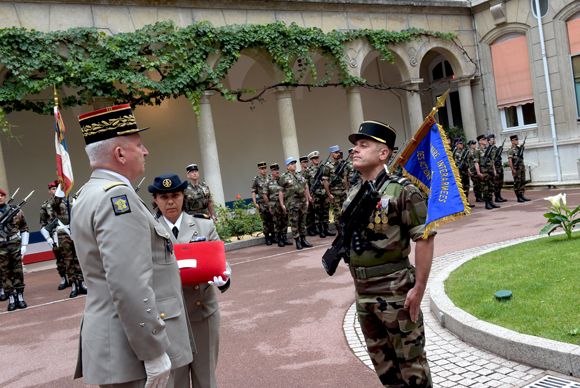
[349,257,410,280]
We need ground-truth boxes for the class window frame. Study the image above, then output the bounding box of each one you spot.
[571,53,580,120]
[499,104,538,132]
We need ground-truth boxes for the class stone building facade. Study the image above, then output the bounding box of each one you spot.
[0,0,578,227]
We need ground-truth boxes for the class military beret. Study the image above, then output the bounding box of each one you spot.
[148,174,188,193]
[308,151,319,159]
[257,161,267,168]
[487,134,495,140]
[299,156,308,163]
[454,137,463,144]
[186,164,198,172]
[285,157,297,165]
[270,163,279,170]
[329,145,340,153]
[78,104,149,145]
[0,188,5,196]
[476,134,486,141]
[48,180,59,189]
[510,135,518,140]
[348,120,397,150]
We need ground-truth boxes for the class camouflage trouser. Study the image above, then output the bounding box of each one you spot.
[357,294,432,388]
[258,201,274,235]
[459,169,470,200]
[57,233,84,283]
[330,190,347,227]
[53,245,66,277]
[470,169,481,199]
[513,166,526,195]
[477,169,495,201]
[285,198,307,238]
[269,201,288,236]
[309,192,330,228]
[0,238,25,295]
[494,164,504,196]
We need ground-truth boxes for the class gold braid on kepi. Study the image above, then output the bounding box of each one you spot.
[78,104,149,145]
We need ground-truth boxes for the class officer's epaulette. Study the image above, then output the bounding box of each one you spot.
[389,176,412,187]
[192,213,210,219]
[103,182,129,191]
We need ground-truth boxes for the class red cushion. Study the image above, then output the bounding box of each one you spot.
[174,241,227,286]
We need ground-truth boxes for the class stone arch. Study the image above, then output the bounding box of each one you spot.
[480,23,530,45]
[553,0,580,22]
[415,37,476,80]
[353,38,413,82]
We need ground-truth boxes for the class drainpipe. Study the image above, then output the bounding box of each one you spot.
[535,0,562,181]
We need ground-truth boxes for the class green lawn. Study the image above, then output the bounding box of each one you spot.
[445,231,580,345]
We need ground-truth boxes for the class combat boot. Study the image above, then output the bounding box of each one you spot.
[489,199,501,208]
[468,203,475,208]
[69,281,78,298]
[318,224,326,238]
[495,195,506,203]
[7,294,16,311]
[78,281,88,295]
[58,275,69,290]
[300,236,313,248]
[282,234,293,246]
[520,194,531,201]
[517,195,525,203]
[16,291,27,309]
[476,197,484,202]
[264,232,272,246]
[307,226,316,237]
[0,288,7,302]
[485,200,493,210]
[278,234,285,247]
[295,238,303,250]
[324,224,336,236]
[312,225,320,235]
[271,234,279,244]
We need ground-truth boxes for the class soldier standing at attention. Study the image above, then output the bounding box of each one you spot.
[488,135,506,203]
[345,148,362,191]
[323,145,347,232]
[40,182,87,298]
[298,156,309,176]
[474,134,500,210]
[0,188,29,311]
[453,138,474,207]
[306,151,334,238]
[508,134,531,202]
[467,140,479,202]
[184,164,215,221]
[345,120,436,387]
[264,163,292,247]
[279,157,312,250]
[40,180,68,290]
[251,162,275,245]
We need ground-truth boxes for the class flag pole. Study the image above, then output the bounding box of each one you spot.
[389,89,450,173]
[54,85,73,219]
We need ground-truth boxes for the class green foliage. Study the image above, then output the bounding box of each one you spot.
[540,193,580,239]
[0,21,457,115]
[0,107,21,143]
[446,231,580,345]
[444,126,466,142]
[214,197,262,241]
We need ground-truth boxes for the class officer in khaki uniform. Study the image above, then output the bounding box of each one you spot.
[345,120,436,388]
[150,174,231,388]
[72,104,194,388]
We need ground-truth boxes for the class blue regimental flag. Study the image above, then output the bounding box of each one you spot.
[401,123,470,238]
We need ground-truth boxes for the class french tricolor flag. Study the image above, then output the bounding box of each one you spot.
[55,104,74,196]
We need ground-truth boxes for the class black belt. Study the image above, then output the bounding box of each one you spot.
[349,257,410,280]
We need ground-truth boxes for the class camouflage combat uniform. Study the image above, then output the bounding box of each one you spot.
[305,164,330,230]
[279,171,308,238]
[264,177,287,238]
[0,205,28,296]
[344,174,436,388]
[251,174,274,236]
[39,197,84,283]
[468,148,481,200]
[492,144,505,198]
[473,145,494,201]
[508,145,526,195]
[185,181,212,216]
[453,149,470,199]
[322,160,347,228]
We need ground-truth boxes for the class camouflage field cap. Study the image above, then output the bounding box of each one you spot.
[78,104,149,145]
[349,120,396,149]
[270,163,280,170]
[257,161,267,168]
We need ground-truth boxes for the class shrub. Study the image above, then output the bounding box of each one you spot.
[214,196,263,241]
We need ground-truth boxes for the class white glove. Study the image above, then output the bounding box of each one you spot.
[208,270,231,287]
[21,246,27,256]
[46,238,54,247]
[20,232,29,257]
[144,352,171,388]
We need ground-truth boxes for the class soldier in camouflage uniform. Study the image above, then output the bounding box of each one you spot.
[264,163,292,247]
[488,134,506,203]
[40,183,87,298]
[473,134,500,210]
[40,181,68,288]
[508,134,531,202]
[279,157,312,250]
[323,145,348,232]
[0,188,29,311]
[184,163,215,221]
[453,138,474,207]
[305,151,334,238]
[298,156,318,237]
[251,161,275,245]
[468,140,483,202]
[345,121,435,388]
[298,156,309,178]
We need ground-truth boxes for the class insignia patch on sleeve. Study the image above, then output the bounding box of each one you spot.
[111,195,131,216]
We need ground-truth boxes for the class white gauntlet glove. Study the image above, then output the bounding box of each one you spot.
[40,228,54,247]
[144,352,171,388]
[20,232,29,256]
[208,270,231,288]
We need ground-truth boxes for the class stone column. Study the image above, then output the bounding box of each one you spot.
[0,140,9,194]
[346,86,364,133]
[274,86,301,170]
[456,78,478,140]
[198,91,225,206]
[401,79,424,137]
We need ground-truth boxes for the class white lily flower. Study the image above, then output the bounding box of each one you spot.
[544,193,563,209]
[562,193,567,207]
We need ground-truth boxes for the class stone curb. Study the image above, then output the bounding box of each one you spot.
[429,232,580,378]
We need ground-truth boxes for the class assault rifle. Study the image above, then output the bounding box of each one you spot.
[513,135,527,169]
[481,143,494,167]
[6,187,19,206]
[0,191,34,239]
[43,217,60,248]
[452,144,457,158]
[329,159,348,187]
[493,138,506,167]
[322,169,386,276]
[349,170,361,186]
[310,153,331,193]
[457,148,470,170]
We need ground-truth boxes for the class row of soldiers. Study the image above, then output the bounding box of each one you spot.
[452,133,529,209]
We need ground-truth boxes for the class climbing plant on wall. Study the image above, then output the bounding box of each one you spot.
[0,20,463,116]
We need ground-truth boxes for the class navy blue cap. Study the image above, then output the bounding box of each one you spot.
[148,174,189,193]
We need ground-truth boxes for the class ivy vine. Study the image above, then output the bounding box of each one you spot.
[0,21,463,117]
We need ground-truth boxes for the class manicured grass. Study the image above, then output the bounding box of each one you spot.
[445,231,580,345]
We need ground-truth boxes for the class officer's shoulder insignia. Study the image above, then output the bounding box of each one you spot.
[193,213,210,219]
[103,182,129,191]
[111,195,131,216]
